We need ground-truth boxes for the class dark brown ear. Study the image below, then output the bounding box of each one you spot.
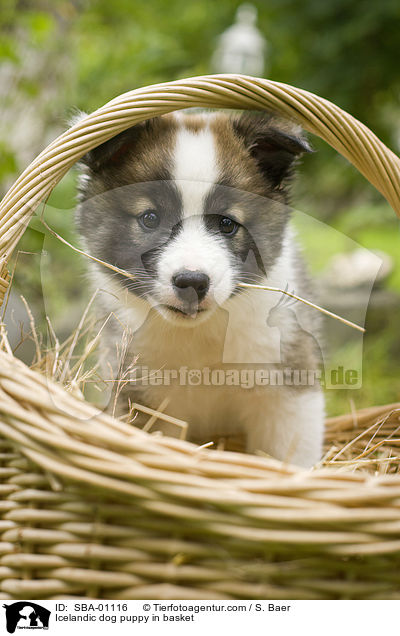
[232,113,313,188]
[72,112,149,172]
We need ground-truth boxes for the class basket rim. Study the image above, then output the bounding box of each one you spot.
[1,347,400,542]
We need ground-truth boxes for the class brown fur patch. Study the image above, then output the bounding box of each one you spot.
[82,114,180,199]
[123,115,178,184]
[180,114,207,134]
[210,114,279,199]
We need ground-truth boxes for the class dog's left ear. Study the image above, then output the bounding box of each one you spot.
[68,110,148,173]
[232,113,313,188]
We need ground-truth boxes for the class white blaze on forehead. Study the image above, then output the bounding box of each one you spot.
[172,120,218,219]
[154,116,236,309]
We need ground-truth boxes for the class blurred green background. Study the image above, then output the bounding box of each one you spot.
[1,0,400,416]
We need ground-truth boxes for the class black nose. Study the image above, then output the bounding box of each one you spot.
[172,270,210,302]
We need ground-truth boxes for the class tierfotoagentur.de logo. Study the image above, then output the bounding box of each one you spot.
[3,603,50,633]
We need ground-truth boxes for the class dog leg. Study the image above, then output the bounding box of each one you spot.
[245,387,325,468]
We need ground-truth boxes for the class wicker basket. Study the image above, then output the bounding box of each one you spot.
[0,75,400,601]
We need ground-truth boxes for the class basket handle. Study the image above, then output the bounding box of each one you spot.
[1,74,399,305]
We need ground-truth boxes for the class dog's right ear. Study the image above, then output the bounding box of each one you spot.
[70,110,147,173]
[232,112,313,188]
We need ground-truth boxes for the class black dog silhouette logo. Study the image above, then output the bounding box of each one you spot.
[3,602,50,633]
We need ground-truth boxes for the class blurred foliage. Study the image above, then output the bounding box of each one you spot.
[2,0,399,127]
[1,0,400,415]
[2,0,400,199]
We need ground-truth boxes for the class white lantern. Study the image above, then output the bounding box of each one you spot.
[212,4,268,77]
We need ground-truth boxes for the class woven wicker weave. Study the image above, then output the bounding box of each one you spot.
[0,75,400,600]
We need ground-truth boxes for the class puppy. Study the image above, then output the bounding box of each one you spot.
[75,111,325,467]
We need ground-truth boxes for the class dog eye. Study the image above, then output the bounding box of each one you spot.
[219,216,239,236]
[138,209,160,230]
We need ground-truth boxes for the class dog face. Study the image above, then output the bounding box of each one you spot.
[76,112,311,324]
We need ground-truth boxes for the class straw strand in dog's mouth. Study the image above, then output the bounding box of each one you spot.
[41,218,365,334]
[238,282,365,333]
